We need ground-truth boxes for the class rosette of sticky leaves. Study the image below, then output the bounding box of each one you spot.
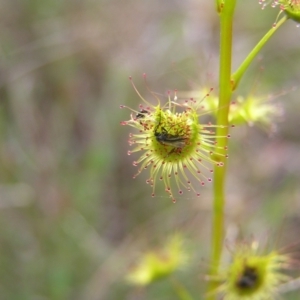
[229,95,283,129]
[210,240,292,300]
[196,90,282,130]
[121,77,228,202]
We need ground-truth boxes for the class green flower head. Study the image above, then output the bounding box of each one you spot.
[228,95,283,130]
[210,240,293,300]
[121,75,229,202]
[181,88,283,131]
[127,234,188,286]
[259,0,300,24]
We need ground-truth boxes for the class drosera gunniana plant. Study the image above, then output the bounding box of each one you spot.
[121,1,300,299]
[120,74,230,203]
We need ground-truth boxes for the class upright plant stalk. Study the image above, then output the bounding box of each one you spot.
[208,1,236,298]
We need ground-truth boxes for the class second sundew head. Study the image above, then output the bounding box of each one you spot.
[121,76,229,203]
[259,0,300,24]
[279,0,300,23]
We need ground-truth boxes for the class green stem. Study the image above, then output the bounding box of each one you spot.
[231,15,288,90]
[207,1,236,298]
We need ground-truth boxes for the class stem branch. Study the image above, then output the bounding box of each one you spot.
[232,15,288,90]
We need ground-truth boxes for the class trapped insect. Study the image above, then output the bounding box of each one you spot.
[154,112,189,155]
[154,127,188,149]
[236,266,259,290]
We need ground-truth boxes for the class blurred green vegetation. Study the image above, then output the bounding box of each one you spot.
[0,1,300,299]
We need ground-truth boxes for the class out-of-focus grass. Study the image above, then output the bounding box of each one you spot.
[0,1,300,299]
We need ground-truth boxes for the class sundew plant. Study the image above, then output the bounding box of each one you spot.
[122,1,300,299]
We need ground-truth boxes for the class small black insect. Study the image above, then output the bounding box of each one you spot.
[236,266,258,290]
[135,109,151,130]
[136,109,149,120]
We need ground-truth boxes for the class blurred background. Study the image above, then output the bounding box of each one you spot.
[1,0,300,299]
